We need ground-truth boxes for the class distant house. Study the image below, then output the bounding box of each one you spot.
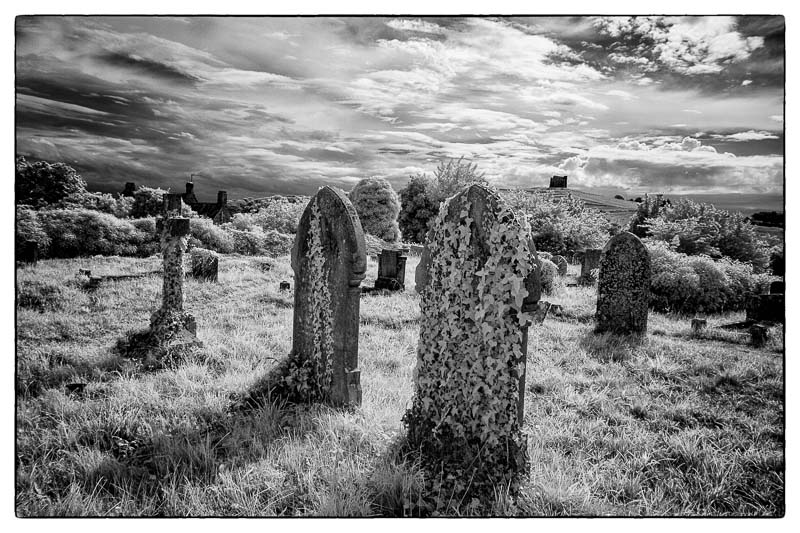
[549,175,568,188]
[182,182,232,224]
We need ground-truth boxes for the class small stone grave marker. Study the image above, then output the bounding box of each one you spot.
[595,232,650,335]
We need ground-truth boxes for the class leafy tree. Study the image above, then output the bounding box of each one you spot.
[57,190,134,218]
[398,174,439,243]
[431,156,487,199]
[130,186,168,218]
[16,156,87,207]
[349,177,402,242]
[628,194,664,237]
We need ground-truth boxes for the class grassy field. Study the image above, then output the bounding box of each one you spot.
[14,253,784,516]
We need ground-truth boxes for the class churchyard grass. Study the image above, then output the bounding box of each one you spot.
[15,253,783,516]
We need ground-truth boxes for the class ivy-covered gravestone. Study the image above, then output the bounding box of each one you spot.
[595,231,650,335]
[286,186,367,407]
[404,184,540,500]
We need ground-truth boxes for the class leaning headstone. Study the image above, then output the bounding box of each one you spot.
[595,232,650,335]
[149,194,199,345]
[286,186,366,407]
[553,255,568,276]
[374,248,409,291]
[21,240,39,265]
[770,281,785,294]
[190,248,219,282]
[746,294,784,324]
[404,184,540,499]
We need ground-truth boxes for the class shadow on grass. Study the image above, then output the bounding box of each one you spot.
[578,329,646,363]
[16,349,130,399]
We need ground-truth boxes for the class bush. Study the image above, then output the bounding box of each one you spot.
[398,174,439,244]
[636,198,769,271]
[36,208,156,258]
[430,156,487,199]
[349,177,402,242]
[15,206,51,256]
[646,240,768,314]
[130,186,168,218]
[189,217,234,254]
[56,190,134,218]
[226,228,293,256]
[502,189,609,255]
[16,156,87,207]
[227,197,305,234]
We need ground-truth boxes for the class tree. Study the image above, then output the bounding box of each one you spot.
[431,156,487,199]
[398,174,439,243]
[16,156,87,207]
[57,190,134,218]
[349,177,402,242]
[628,194,664,237]
[130,186,168,218]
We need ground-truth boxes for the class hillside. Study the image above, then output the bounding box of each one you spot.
[523,187,639,227]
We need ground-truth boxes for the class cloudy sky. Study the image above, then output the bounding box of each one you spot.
[15,15,784,199]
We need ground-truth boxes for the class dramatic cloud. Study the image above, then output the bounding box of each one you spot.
[15,16,784,197]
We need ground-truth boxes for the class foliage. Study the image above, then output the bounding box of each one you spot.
[130,187,169,218]
[404,187,532,502]
[35,208,157,258]
[16,156,88,207]
[430,156,488,199]
[349,177,402,242]
[641,198,770,271]
[15,206,52,257]
[628,194,665,238]
[56,190,134,218]
[501,189,609,255]
[226,197,305,234]
[749,211,784,228]
[398,174,439,244]
[189,218,234,254]
[646,240,770,314]
[770,247,784,276]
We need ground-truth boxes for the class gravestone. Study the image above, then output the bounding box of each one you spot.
[746,294,784,323]
[21,240,39,264]
[190,248,219,282]
[749,324,769,347]
[149,194,199,343]
[595,232,650,335]
[691,318,707,332]
[289,186,367,407]
[374,248,408,291]
[770,281,784,294]
[553,255,568,276]
[279,281,291,291]
[404,184,540,497]
[579,248,602,285]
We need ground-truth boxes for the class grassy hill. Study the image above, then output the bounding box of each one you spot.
[523,187,639,227]
[15,254,784,516]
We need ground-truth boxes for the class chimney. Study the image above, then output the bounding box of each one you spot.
[549,175,568,188]
[183,182,198,204]
[122,182,136,197]
[217,190,227,205]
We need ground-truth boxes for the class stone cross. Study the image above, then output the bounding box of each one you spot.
[291,186,367,407]
[374,248,408,290]
[405,184,540,491]
[595,232,651,335]
[552,255,568,276]
[150,194,196,337]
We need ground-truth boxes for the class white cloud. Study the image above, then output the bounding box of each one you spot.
[742,79,753,86]
[713,130,780,142]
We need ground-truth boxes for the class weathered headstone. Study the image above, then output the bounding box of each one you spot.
[553,255,568,276]
[770,281,784,294]
[579,248,601,285]
[595,232,650,335]
[691,318,707,332]
[279,281,291,291]
[374,248,408,291]
[149,194,199,343]
[749,323,769,347]
[746,294,784,324]
[404,184,540,498]
[190,248,219,282]
[288,186,366,407]
[21,240,39,265]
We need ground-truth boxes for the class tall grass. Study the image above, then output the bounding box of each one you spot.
[15,254,783,516]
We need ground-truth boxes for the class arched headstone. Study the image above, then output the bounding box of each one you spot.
[595,231,650,334]
[404,184,540,497]
[289,186,367,407]
[579,248,602,284]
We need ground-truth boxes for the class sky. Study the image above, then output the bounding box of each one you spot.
[14,15,785,200]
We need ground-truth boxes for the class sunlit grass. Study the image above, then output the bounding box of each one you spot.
[15,253,783,516]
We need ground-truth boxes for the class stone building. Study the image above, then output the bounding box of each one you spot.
[182,182,232,224]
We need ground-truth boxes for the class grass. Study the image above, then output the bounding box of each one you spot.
[15,253,784,516]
